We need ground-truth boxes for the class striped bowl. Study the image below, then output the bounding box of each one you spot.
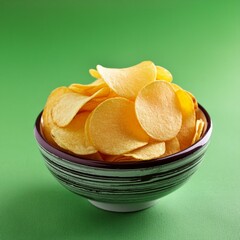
[34,104,212,212]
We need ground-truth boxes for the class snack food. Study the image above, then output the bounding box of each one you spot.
[41,61,205,162]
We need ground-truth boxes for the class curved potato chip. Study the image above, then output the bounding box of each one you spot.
[81,99,100,112]
[89,69,101,79]
[186,91,198,110]
[192,119,205,144]
[176,89,196,150]
[51,112,97,155]
[124,142,165,160]
[52,87,108,127]
[88,97,149,155]
[196,108,207,133]
[41,87,72,146]
[156,66,173,82]
[69,78,107,96]
[161,137,180,157]
[135,81,182,141]
[97,61,156,99]
[81,90,118,112]
[171,83,182,91]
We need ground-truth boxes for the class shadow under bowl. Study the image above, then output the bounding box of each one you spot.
[34,104,212,212]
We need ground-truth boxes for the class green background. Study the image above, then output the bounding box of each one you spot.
[0,0,239,239]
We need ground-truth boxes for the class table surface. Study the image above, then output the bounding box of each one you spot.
[1,1,240,239]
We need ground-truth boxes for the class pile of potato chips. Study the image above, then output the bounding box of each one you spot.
[41,61,205,162]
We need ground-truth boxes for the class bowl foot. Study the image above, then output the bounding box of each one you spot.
[88,199,159,212]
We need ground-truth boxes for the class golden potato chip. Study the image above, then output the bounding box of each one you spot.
[171,83,198,110]
[51,112,97,155]
[97,61,156,99]
[88,97,149,155]
[176,89,196,150]
[41,87,72,146]
[192,119,205,144]
[171,83,182,91]
[69,78,107,96]
[156,66,173,82]
[196,108,207,133]
[81,90,118,112]
[161,137,180,157]
[84,111,93,145]
[52,88,108,127]
[135,81,182,141]
[80,99,101,112]
[124,142,165,160]
[89,69,101,79]
[186,91,198,110]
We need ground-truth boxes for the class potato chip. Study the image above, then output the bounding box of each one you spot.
[69,78,107,96]
[156,66,173,82]
[124,142,165,160]
[51,112,97,155]
[89,69,101,79]
[186,91,198,110]
[171,82,182,91]
[135,81,182,141]
[97,61,156,99]
[192,119,205,144]
[161,137,180,157]
[81,90,118,112]
[52,88,108,127]
[176,89,196,150]
[196,108,207,133]
[84,111,93,145]
[41,87,72,146]
[88,97,149,155]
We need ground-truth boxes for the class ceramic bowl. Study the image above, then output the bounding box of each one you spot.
[34,104,212,212]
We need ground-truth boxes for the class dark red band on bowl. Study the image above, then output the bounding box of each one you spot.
[34,104,212,169]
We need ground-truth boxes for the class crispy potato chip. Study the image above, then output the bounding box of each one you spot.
[192,119,205,144]
[124,142,165,160]
[52,88,108,127]
[135,81,182,141]
[97,61,156,99]
[186,91,198,110]
[171,83,182,91]
[161,137,180,157]
[41,87,72,146]
[69,78,107,96]
[196,108,207,133]
[89,69,101,79]
[84,111,93,145]
[171,83,198,110]
[176,89,196,150]
[88,97,149,155]
[51,112,97,155]
[156,66,173,82]
[81,90,118,112]
[80,99,100,112]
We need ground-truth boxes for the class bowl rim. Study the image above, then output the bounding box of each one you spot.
[34,104,212,169]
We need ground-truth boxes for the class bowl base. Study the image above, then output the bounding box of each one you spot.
[88,199,159,212]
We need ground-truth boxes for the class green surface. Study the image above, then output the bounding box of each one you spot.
[0,0,240,239]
